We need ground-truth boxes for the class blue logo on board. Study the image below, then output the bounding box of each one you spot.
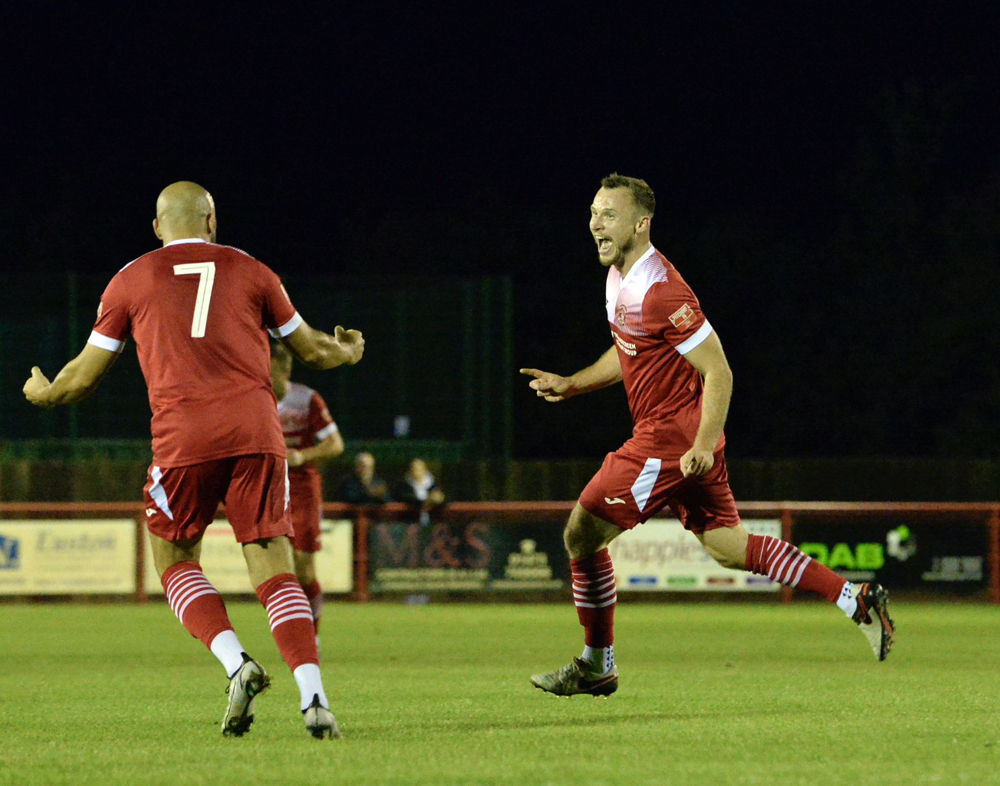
[628,576,658,586]
[0,534,21,569]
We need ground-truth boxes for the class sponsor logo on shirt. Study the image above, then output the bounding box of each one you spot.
[669,303,696,330]
[613,333,637,356]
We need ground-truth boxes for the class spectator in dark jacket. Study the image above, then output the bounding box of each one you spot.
[338,452,390,504]
[393,458,445,523]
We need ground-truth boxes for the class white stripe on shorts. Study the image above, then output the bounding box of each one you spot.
[283,460,290,512]
[630,458,662,513]
[149,466,175,521]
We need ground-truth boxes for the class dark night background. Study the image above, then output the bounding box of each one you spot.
[1,2,997,461]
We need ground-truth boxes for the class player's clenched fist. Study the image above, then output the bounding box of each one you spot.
[334,325,365,365]
[23,366,52,408]
[680,447,715,478]
[520,368,575,403]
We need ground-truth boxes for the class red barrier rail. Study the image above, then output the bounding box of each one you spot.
[3,501,998,604]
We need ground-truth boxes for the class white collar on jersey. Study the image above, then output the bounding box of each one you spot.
[620,245,657,285]
[165,238,210,246]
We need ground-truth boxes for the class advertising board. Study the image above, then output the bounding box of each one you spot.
[368,518,569,592]
[143,518,353,594]
[609,518,783,591]
[0,519,136,594]
[792,517,988,592]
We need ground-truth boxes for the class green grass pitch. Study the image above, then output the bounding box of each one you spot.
[1,601,998,785]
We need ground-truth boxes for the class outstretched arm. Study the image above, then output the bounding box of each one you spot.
[23,344,120,408]
[282,321,365,370]
[678,330,733,477]
[520,345,622,402]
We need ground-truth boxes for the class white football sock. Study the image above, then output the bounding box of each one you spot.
[293,663,329,712]
[210,630,247,677]
[581,645,615,675]
[836,582,859,617]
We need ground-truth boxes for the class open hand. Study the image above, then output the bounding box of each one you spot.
[23,367,52,408]
[519,368,574,402]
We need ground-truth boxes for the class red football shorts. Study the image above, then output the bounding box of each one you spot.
[143,454,292,544]
[288,472,323,554]
[579,442,740,533]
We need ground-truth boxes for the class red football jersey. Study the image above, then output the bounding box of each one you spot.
[277,381,338,486]
[89,239,301,466]
[605,246,719,456]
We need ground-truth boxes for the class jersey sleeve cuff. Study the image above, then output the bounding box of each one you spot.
[675,320,713,355]
[87,330,125,353]
[316,423,339,441]
[269,312,303,338]
[315,423,339,441]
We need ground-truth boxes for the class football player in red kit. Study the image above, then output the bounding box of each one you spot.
[270,340,344,648]
[24,181,363,738]
[521,174,894,697]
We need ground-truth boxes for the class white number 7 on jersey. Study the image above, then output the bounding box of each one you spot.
[173,262,216,338]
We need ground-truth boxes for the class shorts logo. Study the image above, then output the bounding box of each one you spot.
[145,508,158,518]
[604,497,627,505]
[617,304,627,327]
[669,304,696,330]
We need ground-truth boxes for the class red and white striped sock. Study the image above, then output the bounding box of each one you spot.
[571,548,617,648]
[161,561,244,675]
[302,579,323,635]
[256,574,327,711]
[745,534,846,602]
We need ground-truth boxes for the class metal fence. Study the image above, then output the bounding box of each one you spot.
[0,272,513,459]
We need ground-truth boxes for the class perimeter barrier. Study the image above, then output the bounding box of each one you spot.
[1,502,997,604]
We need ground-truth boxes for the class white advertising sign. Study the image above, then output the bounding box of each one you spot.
[0,519,136,594]
[143,518,353,594]
[609,518,782,591]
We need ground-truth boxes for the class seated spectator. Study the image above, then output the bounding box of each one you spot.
[338,451,391,504]
[393,458,445,523]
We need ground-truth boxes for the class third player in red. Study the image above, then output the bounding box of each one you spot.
[270,340,344,649]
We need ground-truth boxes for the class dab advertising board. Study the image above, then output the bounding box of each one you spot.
[792,516,989,593]
[609,518,783,591]
[0,519,136,594]
[143,518,354,595]
[368,518,569,593]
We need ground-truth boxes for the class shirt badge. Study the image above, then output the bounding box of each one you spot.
[669,304,696,330]
[617,304,627,327]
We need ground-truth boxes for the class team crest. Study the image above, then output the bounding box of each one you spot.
[669,303,695,329]
[617,304,627,327]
